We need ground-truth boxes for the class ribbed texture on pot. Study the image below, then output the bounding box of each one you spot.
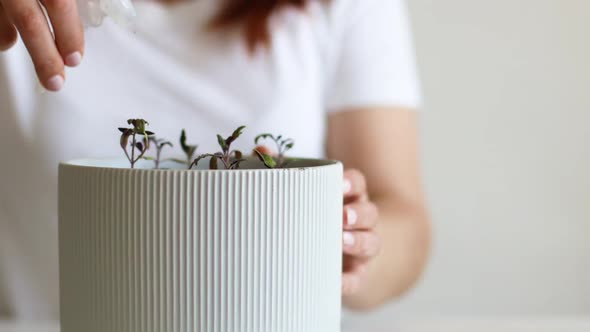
[58,164,343,332]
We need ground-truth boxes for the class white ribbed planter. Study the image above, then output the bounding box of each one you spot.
[58,158,343,332]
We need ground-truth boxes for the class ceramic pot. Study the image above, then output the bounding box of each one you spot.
[58,158,343,332]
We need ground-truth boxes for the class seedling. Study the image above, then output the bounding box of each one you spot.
[118,121,295,170]
[145,137,173,169]
[190,126,246,170]
[254,149,277,169]
[119,119,154,169]
[254,133,294,168]
[180,129,198,165]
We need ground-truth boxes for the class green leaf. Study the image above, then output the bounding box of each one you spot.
[255,133,274,145]
[142,136,150,150]
[217,134,228,152]
[128,119,149,134]
[180,130,198,158]
[142,156,156,161]
[135,142,144,152]
[255,150,276,169]
[145,131,155,136]
[285,142,294,150]
[233,150,243,160]
[160,141,173,148]
[189,146,197,158]
[262,154,277,168]
[167,158,188,165]
[180,129,189,153]
[280,137,294,145]
[263,154,276,168]
[118,127,128,133]
[233,125,246,138]
[227,125,246,145]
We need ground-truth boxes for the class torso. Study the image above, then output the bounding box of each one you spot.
[0,0,337,318]
[0,0,421,318]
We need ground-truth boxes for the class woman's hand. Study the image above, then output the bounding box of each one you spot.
[342,169,381,295]
[0,0,84,91]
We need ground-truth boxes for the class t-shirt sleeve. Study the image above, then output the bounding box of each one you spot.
[325,0,422,112]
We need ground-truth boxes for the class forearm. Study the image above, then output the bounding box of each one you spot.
[343,196,431,310]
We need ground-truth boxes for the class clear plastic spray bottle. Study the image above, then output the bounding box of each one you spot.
[38,0,136,92]
[77,0,137,28]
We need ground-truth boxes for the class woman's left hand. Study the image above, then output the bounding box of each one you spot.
[342,169,381,295]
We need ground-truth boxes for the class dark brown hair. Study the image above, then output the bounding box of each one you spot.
[210,0,310,51]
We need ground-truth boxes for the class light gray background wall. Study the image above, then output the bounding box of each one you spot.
[354,0,590,322]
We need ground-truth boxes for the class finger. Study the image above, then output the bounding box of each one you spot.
[342,261,368,295]
[343,201,379,230]
[0,4,17,51]
[343,169,367,201]
[2,0,65,91]
[343,231,381,258]
[343,253,366,272]
[342,273,361,295]
[39,0,84,66]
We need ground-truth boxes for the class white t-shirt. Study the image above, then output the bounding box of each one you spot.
[0,0,420,320]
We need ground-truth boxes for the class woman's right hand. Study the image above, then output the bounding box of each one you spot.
[0,0,84,91]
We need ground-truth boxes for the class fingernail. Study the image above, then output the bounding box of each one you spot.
[346,208,358,226]
[65,52,82,67]
[46,75,64,92]
[343,179,352,194]
[343,232,355,247]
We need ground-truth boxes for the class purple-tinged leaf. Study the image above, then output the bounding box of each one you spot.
[120,130,131,150]
[209,156,218,170]
[233,150,243,160]
[190,154,216,170]
[229,159,246,170]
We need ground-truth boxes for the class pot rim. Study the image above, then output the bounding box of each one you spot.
[60,157,342,172]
